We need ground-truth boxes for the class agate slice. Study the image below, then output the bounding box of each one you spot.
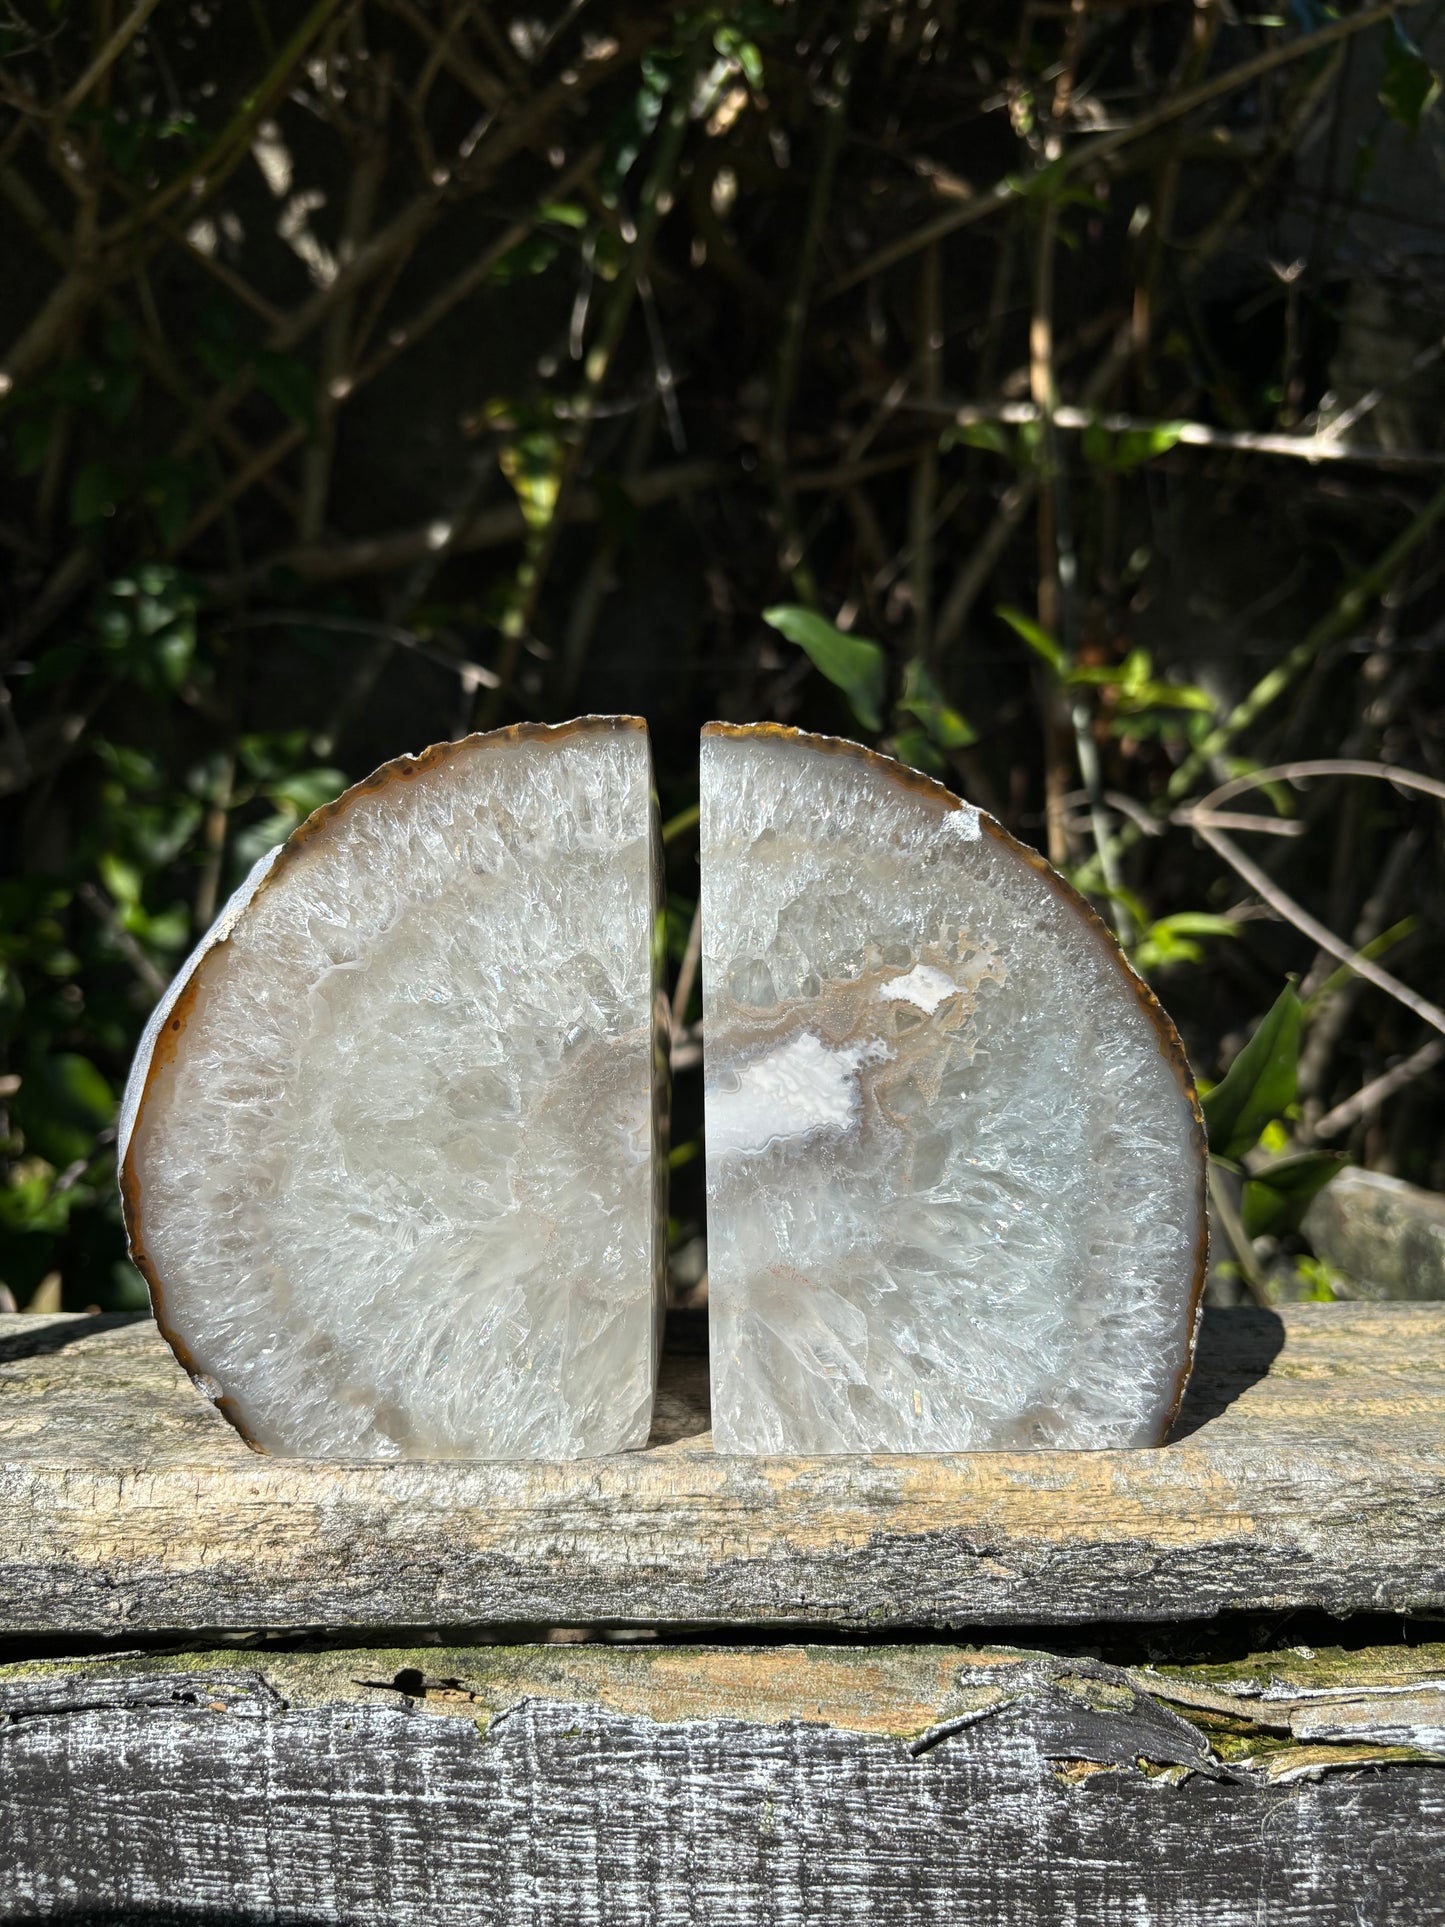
[700,723,1206,1456]
[120,718,667,1460]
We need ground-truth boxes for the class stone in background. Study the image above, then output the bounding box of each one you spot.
[1305,1169,1445,1301]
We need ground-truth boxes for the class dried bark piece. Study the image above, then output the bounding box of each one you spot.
[121,718,666,1460]
[700,723,1206,1455]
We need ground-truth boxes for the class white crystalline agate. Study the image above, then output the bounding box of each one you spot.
[700,724,1206,1456]
[120,719,666,1460]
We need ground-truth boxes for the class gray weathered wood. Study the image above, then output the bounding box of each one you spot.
[1,1303,1442,1634]
[1,1643,1442,1924]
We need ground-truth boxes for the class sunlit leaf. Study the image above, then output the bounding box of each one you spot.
[1080,421,1188,472]
[897,659,977,749]
[1201,984,1301,1163]
[499,430,565,531]
[1291,1253,1344,1303]
[764,606,887,732]
[1242,1152,1347,1240]
[997,604,1064,671]
[1131,912,1238,974]
[713,26,764,90]
[98,851,143,910]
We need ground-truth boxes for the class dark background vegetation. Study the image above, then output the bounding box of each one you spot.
[1,0,1443,1317]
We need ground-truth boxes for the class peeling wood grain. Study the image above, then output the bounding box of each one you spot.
[1,1305,1442,1635]
[0,1644,1442,1925]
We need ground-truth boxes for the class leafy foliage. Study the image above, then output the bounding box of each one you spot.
[764,607,887,732]
[1201,986,1302,1166]
[0,0,1440,1311]
[1241,1153,1349,1241]
[1379,21,1441,133]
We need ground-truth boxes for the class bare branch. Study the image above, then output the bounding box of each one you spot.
[1314,1040,1445,1140]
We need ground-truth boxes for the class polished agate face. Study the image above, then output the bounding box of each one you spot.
[121,719,666,1460]
[700,724,1205,1456]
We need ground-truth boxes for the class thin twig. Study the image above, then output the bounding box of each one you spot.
[827,5,1395,295]
[1185,813,1445,1042]
[671,902,703,1044]
[478,47,702,723]
[59,0,159,117]
[559,399,658,702]
[1207,1163,1272,1309]
[205,459,723,595]
[1190,757,1445,811]
[915,398,1445,470]
[1313,1039,1445,1140]
[78,881,166,996]
[216,610,498,691]
[298,26,390,543]
[1076,483,1445,891]
[908,241,942,660]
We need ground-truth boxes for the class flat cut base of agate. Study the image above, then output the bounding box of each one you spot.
[699,724,1206,1457]
[121,719,666,1461]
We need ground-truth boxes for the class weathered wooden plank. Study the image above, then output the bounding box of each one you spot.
[1,1644,1442,1924]
[1,1304,1442,1635]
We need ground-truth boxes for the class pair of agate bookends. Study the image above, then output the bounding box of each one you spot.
[121,717,1206,1462]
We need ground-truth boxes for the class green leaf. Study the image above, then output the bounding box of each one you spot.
[1131,912,1238,974]
[98,850,143,910]
[1080,421,1188,472]
[538,200,588,229]
[239,729,312,783]
[714,26,764,89]
[267,768,348,818]
[1149,912,1239,940]
[763,606,887,733]
[947,422,1010,457]
[897,659,977,749]
[996,604,1064,672]
[14,1053,115,1167]
[1291,1253,1344,1303]
[486,235,562,284]
[1201,984,1301,1163]
[232,810,298,871]
[499,430,564,530]
[885,728,945,777]
[1241,1152,1348,1241]
[109,1260,152,1311]
[1380,20,1440,133]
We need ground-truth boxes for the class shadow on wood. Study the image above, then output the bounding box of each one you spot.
[0,1313,148,1364]
[1167,1305,1285,1441]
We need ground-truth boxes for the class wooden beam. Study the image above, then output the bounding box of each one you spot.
[0,1643,1441,1922]
[1,1303,1442,1636]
